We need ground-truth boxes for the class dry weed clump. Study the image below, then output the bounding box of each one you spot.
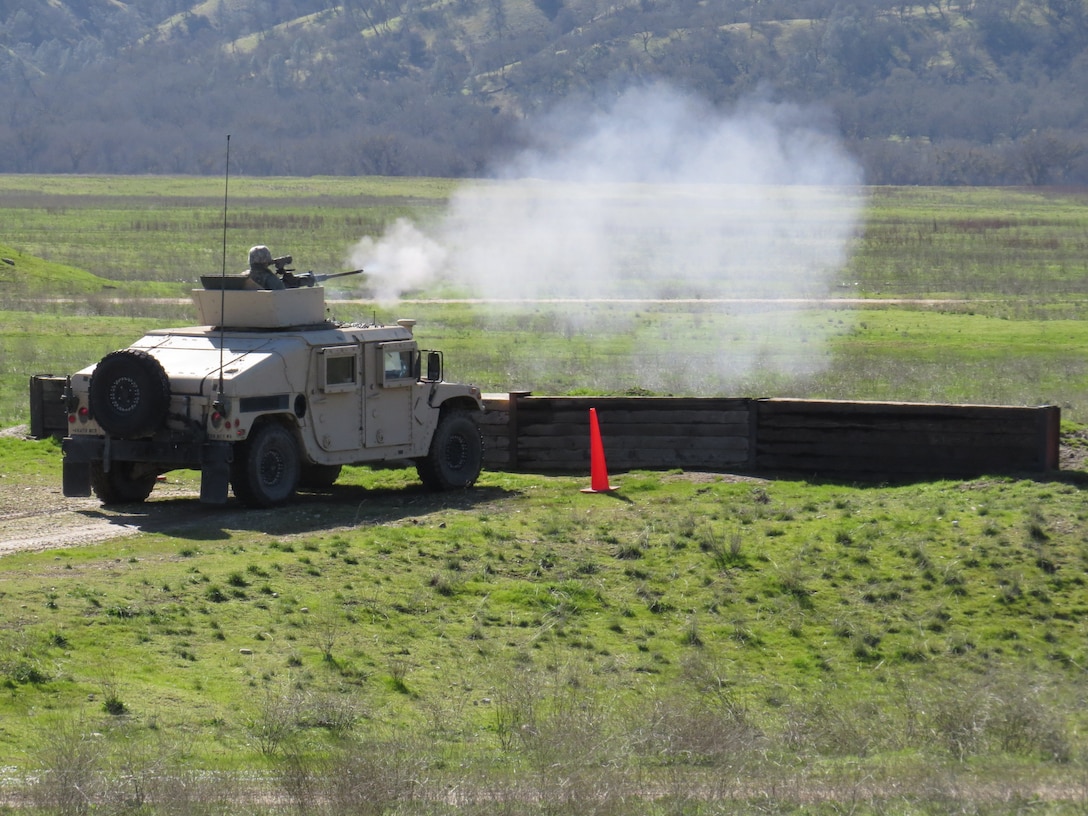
[778,672,1073,765]
[28,716,241,816]
[29,717,102,816]
[16,677,1086,816]
[277,735,436,816]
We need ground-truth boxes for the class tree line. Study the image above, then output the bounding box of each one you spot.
[1,0,1086,184]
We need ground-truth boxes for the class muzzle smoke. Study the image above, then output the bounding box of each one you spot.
[347,83,864,393]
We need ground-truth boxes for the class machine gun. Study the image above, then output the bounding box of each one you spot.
[272,256,366,289]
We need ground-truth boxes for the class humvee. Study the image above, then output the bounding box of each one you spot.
[57,266,484,507]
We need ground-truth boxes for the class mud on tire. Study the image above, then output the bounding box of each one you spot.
[416,411,483,490]
[89,349,171,438]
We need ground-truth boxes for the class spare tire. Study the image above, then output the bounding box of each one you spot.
[89,349,171,438]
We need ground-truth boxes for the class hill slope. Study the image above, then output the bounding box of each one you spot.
[0,453,1085,808]
[1,0,1087,182]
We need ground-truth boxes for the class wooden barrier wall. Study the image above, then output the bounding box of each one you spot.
[479,394,753,472]
[481,393,1060,478]
[753,399,1060,476]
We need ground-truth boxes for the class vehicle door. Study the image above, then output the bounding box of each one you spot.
[310,344,363,452]
[365,342,415,448]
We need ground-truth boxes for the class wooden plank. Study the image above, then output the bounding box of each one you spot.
[611,437,749,452]
[518,447,750,470]
[766,441,1040,459]
[757,416,1042,436]
[756,432,1039,452]
[757,398,1047,418]
[757,429,1042,449]
[516,437,749,455]
[755,441,1047,473]
[755,455,1042,476]
[516,412,744,430]
[517,422,750,439]
[482,449,512,466]
[757,408,1039,424]
[608,452,750,469]
[517,396,750,412]
[538,415,749,430]
[1039,405,1061,470]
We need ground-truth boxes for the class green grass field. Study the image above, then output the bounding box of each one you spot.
[2,435,1086,812]
[4,177,1088,425]
[2,178,1088,813]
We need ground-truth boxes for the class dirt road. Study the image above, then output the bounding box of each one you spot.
[0,426,502,556]
[0,476,206,555]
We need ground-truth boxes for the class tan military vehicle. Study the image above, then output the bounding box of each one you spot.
[58,259,484,507]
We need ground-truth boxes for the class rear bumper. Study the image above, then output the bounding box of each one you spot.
[63,433,218,467]
[62,434,233,503]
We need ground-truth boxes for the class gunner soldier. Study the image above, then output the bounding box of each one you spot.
[247,245,285,290]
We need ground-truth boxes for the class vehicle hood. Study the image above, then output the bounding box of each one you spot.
[130,333,296,396]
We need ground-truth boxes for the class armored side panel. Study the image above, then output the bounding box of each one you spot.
[192,287,326,329]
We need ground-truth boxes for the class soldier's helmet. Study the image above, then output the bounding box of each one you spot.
[248,245,273,266]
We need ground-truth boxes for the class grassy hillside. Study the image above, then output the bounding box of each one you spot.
[1,438,1086,811]
[0,241,113,296]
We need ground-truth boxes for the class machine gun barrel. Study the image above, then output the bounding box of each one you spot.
[314,268,366,282]
[281,268,366,289]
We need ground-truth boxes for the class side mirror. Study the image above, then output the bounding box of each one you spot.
[426,351,443,382]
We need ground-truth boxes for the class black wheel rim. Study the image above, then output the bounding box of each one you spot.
[107,376,141,415]
[259,447,286,488]
[445,434,467,470]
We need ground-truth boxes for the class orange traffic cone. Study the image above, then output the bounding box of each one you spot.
[581,407,617,493]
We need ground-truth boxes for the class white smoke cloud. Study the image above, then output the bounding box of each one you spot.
[346,83,865,390]
[347,218,447,304]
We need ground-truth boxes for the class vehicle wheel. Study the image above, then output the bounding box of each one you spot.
[231,423,301,508]
[89,461,158,504]
[300,463,342,489]
[416,411,483,490]
[89,350,171,438]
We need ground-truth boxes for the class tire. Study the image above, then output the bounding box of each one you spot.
[89,350,171,438]
[231,422,301,508]
[300,463,342,489]
[89,461,157,504]
[416,411,483,490]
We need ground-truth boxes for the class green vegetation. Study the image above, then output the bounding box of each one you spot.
[0,175,452,292]
[0,243,102,293]
[4,179,1088,425]
[2,179,1088,811]
[2,442,1087,812]
[852,187,1088,301]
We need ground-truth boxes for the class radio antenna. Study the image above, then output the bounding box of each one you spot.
[216,134,231,403]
